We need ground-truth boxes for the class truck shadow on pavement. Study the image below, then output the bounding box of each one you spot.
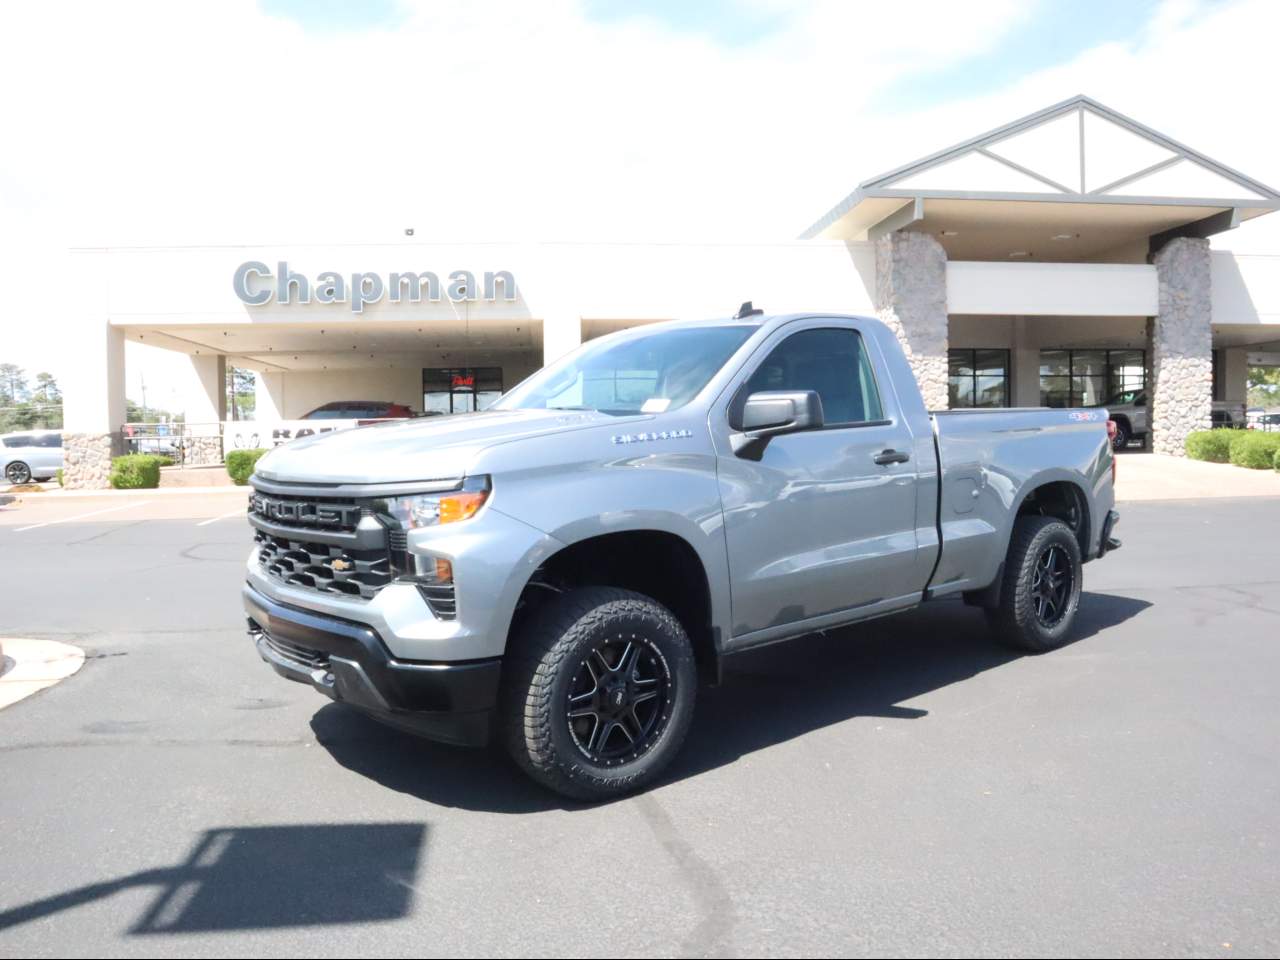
[0,823,425,934]
[312,591,1151,814]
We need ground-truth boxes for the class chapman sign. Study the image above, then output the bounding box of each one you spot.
[233,261,518,313]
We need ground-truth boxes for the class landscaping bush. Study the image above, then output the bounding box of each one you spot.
[155,455,175,467]
[1227,431,1280,469]
[1275,446,1280,472]
[56,468,64,487]
[109,454,163,489]
[226,448,268,486]
[1184,429,1234,462]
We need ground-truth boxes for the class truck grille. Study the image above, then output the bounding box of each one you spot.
[255,531,392,600]
[248,487,456,618]
[249,492,362,532]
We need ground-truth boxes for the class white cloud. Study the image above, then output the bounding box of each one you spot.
[1,0,1277,399]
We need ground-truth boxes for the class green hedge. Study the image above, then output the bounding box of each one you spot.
[56,468,64,487]
[1275,446,1280,472]
[1228,431,1280,469]
[226,448,268,486]
[109,454,164,489]
[1185,429,1234,462]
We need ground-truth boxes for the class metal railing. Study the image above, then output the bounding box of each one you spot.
[120,422,223,466]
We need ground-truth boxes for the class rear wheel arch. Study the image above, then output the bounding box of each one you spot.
[1012,478,1091,560]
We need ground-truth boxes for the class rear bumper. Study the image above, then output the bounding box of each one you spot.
[243,582,501,746]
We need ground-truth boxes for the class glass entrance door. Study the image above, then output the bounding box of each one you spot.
[423,367,504,414]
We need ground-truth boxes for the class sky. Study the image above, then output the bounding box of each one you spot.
[1,0,1278,406]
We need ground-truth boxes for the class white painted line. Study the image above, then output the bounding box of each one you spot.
[196,508,247,527]
[14,501,152,533]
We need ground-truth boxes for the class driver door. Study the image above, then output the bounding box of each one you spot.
[711,320,923,645]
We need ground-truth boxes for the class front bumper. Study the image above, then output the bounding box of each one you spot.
[244,582,501,746]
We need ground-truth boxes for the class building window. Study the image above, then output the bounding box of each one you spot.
[948,349,1009,408]
[1039,349,1145,408]
[423,367,504,414]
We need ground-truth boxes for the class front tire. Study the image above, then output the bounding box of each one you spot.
[502,586,696,801]
[5,461,31,485]
[987,515,1083,652]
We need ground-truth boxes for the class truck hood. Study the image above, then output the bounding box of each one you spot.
[253,408,608,485]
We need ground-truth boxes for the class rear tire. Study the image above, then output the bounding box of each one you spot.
[502,586,697,801]
[987,515,1082,653]
[1111,419,1130,451]
[5,461,31,485]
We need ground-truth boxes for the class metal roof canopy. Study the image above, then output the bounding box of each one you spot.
[803,95,1280,261]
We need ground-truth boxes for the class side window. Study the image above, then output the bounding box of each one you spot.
[4,435,32,448]
[744,328,884,426]
[38,434,63,448]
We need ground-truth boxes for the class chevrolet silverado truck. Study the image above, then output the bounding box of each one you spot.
[244,310,1121,800]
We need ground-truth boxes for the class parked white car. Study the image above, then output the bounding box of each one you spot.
[2,430,63,484]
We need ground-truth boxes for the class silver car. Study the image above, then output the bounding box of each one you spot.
[1099,390,1246,450]
[2,430,64,484]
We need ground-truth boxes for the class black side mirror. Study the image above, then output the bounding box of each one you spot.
[731,390,824,459]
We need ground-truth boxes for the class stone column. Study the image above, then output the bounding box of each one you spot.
[874,231,949,410]
[61,322,126,489]
[182,354,228,466]
[1150,237,1213,456]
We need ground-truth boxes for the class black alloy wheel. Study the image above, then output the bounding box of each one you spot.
[5,462,31,485]
[1030,543,1073,628]
[566,635,672,765]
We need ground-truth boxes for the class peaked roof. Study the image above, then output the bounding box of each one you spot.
[802,95,1280,240]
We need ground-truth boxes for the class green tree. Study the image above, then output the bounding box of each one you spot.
[226,366,256,421]
[0,363,27,404]
[1248,366,1280,410]
[33,372,60,404]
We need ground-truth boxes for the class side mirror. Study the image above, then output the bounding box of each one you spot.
[731,390,824,459]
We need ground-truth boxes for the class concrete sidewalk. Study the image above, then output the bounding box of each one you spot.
[0,639,85,710]
[1115,452,1280,501]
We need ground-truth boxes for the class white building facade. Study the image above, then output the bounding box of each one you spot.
[61,96,1280,486]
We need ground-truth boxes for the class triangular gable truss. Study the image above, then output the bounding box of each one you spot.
[802,95,1280,238]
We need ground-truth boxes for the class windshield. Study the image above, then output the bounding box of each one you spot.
[496,325,754,416]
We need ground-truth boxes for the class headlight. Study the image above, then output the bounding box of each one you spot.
[382,476,491,529]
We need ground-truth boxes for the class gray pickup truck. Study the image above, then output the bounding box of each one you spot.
[244,310,1121,800]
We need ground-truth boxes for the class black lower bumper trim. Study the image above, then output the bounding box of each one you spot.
[244,583,501,746]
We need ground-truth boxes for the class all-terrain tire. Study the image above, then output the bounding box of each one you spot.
[502,586,696,801]
[986,515,1083,653]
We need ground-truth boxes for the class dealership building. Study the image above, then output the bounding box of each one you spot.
[60,95,1280,487]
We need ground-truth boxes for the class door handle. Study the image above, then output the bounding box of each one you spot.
[873,449,910,465]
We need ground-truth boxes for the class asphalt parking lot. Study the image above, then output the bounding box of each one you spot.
[1,491,1278,958]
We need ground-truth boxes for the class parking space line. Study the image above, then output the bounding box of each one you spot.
[14,501,152,532]
[197,509,247,527]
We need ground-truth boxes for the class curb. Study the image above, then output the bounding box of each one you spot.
[0,638,86,710]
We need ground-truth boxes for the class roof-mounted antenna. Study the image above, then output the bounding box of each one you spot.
[734,301,763,319]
